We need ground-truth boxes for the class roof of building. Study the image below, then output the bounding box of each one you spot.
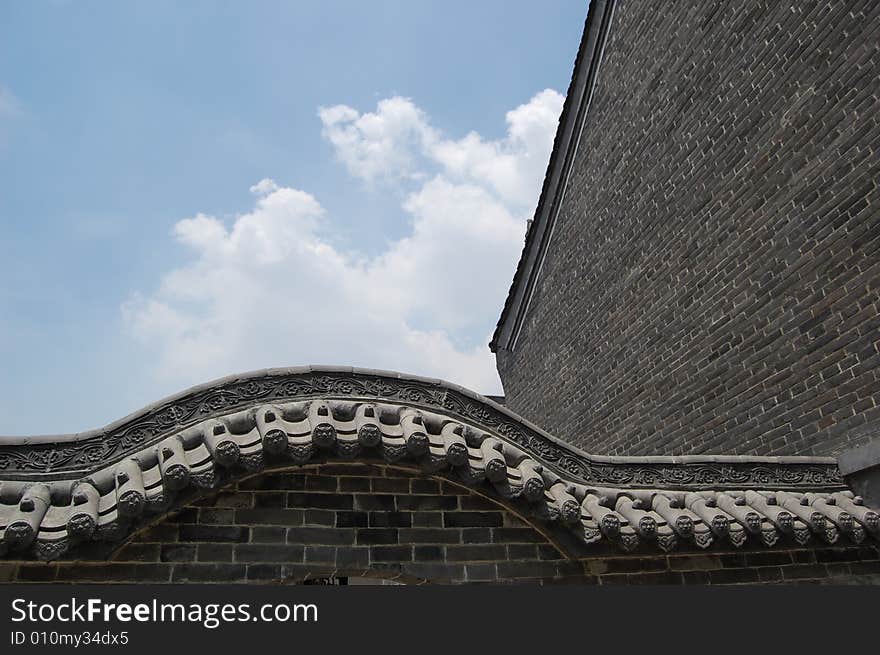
[491,0,615,352]
[0,366,875,561]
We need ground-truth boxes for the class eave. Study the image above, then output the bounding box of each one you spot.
[490,0,617,353]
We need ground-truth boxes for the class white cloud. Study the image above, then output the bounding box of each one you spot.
[124,90,562,394]
[319,89,563,211]
[428,89,563,209]
[318,97,436,185]
[249,178,279,195]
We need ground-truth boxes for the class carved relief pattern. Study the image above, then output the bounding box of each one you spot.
[0,371,844,489]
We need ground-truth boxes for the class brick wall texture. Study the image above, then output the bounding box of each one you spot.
[4,465,879,584]
[495,0,880,457]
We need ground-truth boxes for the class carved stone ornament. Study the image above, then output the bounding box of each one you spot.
[0,367,875,562]
[0,367,844,489]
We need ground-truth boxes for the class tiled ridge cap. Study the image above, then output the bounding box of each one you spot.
[0,366,840,489]
[0,398,877,562]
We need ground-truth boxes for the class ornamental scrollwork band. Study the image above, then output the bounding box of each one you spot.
[0,367,844,489]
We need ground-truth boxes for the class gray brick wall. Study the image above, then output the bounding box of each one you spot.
[496,0,880,457]
[4,465,578,585]
[3,464,878,584]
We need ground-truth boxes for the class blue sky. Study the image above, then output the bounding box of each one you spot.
[0,1,587,435]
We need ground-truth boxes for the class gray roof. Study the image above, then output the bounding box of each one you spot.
[0,366,875,561]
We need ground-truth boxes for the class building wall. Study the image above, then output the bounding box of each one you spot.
[496,0,880,456]
[3,465,879,584]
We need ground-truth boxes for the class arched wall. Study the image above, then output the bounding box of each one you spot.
[9,464,583,584]
[5,463,880,585]
[0,367,878,584]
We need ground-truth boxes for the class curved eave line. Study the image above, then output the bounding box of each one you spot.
[0,366,842,491]
[0,398,876,562]
[491,0,616,353]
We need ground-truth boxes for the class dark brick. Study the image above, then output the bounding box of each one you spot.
[159,544,196,563]
[304,545,336,563]
[287,527,355,545]
[681,570,711,584]
[179,525,249,543]
[399,528,461,544]
[371,478,410,493]
[497,560,560,579]
[443,512,504,528]
[115,543,160,562]
[318,464,383,476]
[171,564,247,582]
[396,496,458,511]
[355,528,398,545]
[235,544,304,563]
[334,546,370,569]
[199,508,235,524]
[16,565,58,582]
[288,492,354,510]
[253,492,285,508]
[410,479,440,494]
[339,478,371,492]
[238,474,304,491]
[368,512,412,528]
[251,527,287,543]
[304,509,336,526]
[815,548,864,563]
[412,512,443,527]
[597,557,670,575]
[446,545,508,562]
[336,511,369,527]
[492,527,542,543]
[353,495,396,511]
[847,560,880,576]
[464,564,497,581]
[135,524,178,542]
[743,551,794,567]
[196,543,233,562]
[246,564,285,581]
[781,564,829,581]
[461,528,491,543]
[235,508,304,526]
[170,507,199,524]
[403,562,465,582]
[709,568,761,584]
[414,546,445,561]
[459,496,499,511]
[626,571,684,585]
[757,566,785,583]
[55,564,166,583]
[537,545,563,560]
[305,476,338,492]
[208,492,254,508]
[506,544,539,560]
[792,550,817,564]
[370,545,413,562]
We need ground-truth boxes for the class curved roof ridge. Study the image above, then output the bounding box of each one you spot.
[0,393,875,562]
[0,366,842,490]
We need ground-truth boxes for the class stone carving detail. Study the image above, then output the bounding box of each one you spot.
[0,395,877,562]
[0,369,844,489]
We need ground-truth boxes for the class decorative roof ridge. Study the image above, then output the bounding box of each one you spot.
[0,396,875,562]
[0,366,841,489]
[491,0,616,353]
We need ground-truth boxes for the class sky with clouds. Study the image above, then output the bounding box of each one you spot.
[0,1,587,435]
